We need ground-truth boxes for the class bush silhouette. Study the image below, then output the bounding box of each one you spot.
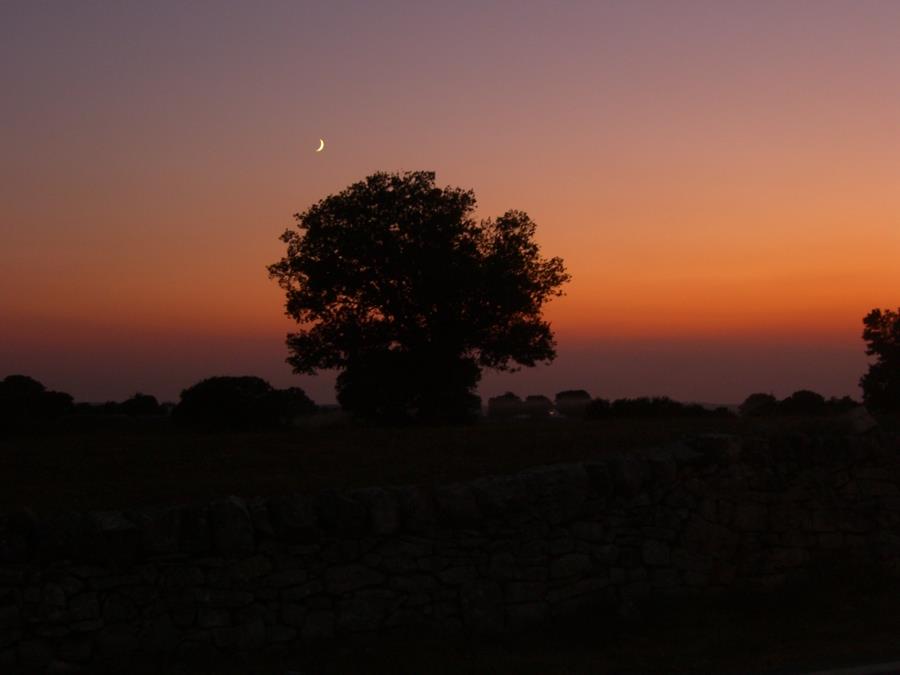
[860,308,900,413]
[0,374,73,432]
[269,171,570,423]
[118,393,162,416]
[554,390,592,417]
[336,350,481,423]
[585,396,733,420]
[740,391,859,418]
[487,392,525,419]
[524,394,554,418]
[173,376,315,430]
[779,390,827,416]
[584,398,611,419]
[739,393,779,417]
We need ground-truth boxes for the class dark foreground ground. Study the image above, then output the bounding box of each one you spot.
[5,414,900,673]
[98,562,900,675]
[0,414,880,516]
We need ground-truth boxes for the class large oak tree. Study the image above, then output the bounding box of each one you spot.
[268,171,570,421]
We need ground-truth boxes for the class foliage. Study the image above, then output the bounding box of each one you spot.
[0,374,73,433]
[487,392,525,419]
[554,390,592,417]
[739,393,779,417]
[268,171,570,422]
[585,396,734,420]
[860,308,900,412]
[739,391,861,418]
[524,394,554,418]
[173,376,316,430]
[118,393,162,416]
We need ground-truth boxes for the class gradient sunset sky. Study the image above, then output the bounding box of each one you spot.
[2,1,898,404]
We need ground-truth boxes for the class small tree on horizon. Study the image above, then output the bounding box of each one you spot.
[268,171,570,422]
[860,308,900,413]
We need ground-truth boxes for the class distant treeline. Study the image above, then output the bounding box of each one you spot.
[486,391,734,420]
[0,373,868,434]
[0,375,317,434]
[487,389,862,421]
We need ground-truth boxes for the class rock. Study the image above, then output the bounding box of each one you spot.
[264,568,308,588]
[18,638,53,668]
[179,505,212,554]
[434,484,481,527]
[57,634,92,663]
[89,511,140,564]
[571,521,605,542]
[247,497,275,537]
[642,540,670,566]
[352,488,400,535]
[198,608,230,628]
[134,506,181,554]
[316,490,368,537]
[506,602,548,628]
[460,581,504,634]
[268,624,297,643]
[97,625,140,658]
[282,603,306,628]
[301,610,335,639]
[505,581,546,603]
[0,605,19,630]
[734,502,767,531]
[391,486,437,532]
[102,592,138,623]
[138,613,179,653]
[268,495,319,543]
[325,565,384,594]
[606,455,644,497]
[337,590,396,632]
[582,461,612,497]
[471,475,527,518]
[211,497,255,558]
[550,553,591,579]
[198,589,254,608]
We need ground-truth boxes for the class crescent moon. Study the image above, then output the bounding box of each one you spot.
[315,138,325,152]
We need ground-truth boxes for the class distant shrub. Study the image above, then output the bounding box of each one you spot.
[587,396,734,420]
[118,393,162,416]
[524,395,554,418]
[740,390,862,418]
[554,390,592,417]
[487,392,524,419]
[826,396,860,415]
[0,374,74,432]
[584,398,611,419]
[268,387,318,425]
[739,393,779,417]
[173,376,316,430]
[779,390,827,416]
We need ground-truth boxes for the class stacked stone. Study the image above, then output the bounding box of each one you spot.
[0,432,898,669]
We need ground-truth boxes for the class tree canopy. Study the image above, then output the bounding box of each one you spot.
[860,308,900,412]
[268,171,570,421]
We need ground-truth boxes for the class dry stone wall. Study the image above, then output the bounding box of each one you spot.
[1,432,899,670]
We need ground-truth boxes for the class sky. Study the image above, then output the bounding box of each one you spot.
[1,0,898,405]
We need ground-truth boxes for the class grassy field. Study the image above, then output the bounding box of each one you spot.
[0,416,747,515]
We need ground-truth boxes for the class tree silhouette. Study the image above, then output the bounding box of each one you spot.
[860,308,900,412]
[554,390,592,417]
[269,171,570,422]
[173,376,316,430]
[0,375,73,432]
